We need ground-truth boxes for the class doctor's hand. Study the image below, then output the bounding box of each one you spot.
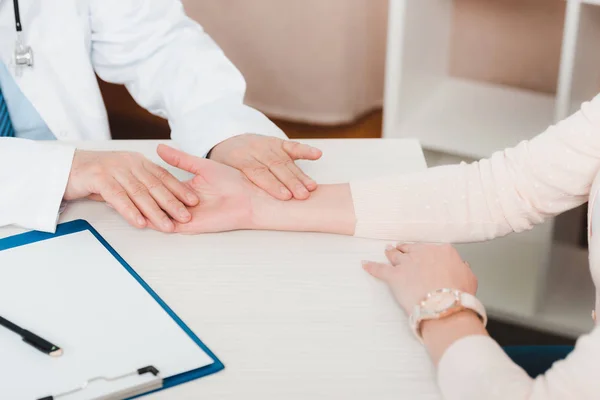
[208,134,322,200]
[362,244,477,314]
[63,150,200,232]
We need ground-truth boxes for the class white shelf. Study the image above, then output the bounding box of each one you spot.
[457,222,554,319]
[385,0,600,336]
[392,78,555,158]
[539,243,595,336]
[478,242,595,338]
[556,1,600,119]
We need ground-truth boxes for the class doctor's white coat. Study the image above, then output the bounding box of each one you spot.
[0,0,287,232]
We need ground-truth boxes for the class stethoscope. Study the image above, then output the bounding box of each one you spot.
[11,0,34,73]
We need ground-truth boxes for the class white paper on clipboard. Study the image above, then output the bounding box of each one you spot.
[0,230,213,400]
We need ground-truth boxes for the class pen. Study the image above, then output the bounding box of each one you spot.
[0,315,63,357]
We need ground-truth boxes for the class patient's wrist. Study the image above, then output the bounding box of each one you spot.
[421,309,488,365]
[421,309,483,338]
[250,184,356,235]
[249,194,287,231]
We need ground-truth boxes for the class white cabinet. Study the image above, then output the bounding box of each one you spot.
[556,1,600,121]
[383,0,599,336]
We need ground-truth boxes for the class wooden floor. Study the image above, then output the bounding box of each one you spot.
[100,81,383,140]
[271,111,383,140]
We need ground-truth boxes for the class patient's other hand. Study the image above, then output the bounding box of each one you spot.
[156,144,268,234]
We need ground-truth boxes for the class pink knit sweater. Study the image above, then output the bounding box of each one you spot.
[349,94,600,399]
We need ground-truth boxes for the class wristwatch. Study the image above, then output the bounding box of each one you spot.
[409,288,487,343]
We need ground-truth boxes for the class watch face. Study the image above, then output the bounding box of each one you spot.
[423,292,457,313]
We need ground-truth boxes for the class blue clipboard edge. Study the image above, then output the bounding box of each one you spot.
[0,219,225,398]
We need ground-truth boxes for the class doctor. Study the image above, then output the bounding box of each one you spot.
[0,0,321,233]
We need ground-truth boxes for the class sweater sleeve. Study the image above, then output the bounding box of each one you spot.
[437,327,600,400]
[350,95,600,243]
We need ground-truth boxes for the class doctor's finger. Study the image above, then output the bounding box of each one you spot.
[146,162,199,207]
[134,166,191,224]
[285,161,317,192]
[269,163,309,200]
[114,171,174,233]
[263,154,309,200]
[99,178,146,229]
[282,141,322,161]
[243,164,292,200]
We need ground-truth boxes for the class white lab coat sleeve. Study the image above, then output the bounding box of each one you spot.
[0,138,74,232]
[89,0,287,157]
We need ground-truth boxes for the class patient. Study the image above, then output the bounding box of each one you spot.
[152,92,600,399]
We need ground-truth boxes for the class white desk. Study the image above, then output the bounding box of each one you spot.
[0,139,442,400]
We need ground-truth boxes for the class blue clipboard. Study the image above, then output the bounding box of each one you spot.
[0,219,224,399]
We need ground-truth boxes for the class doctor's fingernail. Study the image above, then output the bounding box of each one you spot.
[385,244,395,251]
[179,208,191,220]
[186,192,198,203]
[137,216,146,226]
[297,186,308,195]
[280,187,291,196]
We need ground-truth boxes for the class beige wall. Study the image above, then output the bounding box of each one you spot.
[183,0,567,124]
[183,0,388,124]
[450,0,566,95]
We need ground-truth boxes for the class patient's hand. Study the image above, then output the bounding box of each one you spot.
[156,144,268,234]
[154,144,354,236]
[362,243,477,315]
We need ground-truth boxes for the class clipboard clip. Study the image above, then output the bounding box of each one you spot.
[37,365,162,400]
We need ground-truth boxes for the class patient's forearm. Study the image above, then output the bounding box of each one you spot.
[252,184,356,235]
